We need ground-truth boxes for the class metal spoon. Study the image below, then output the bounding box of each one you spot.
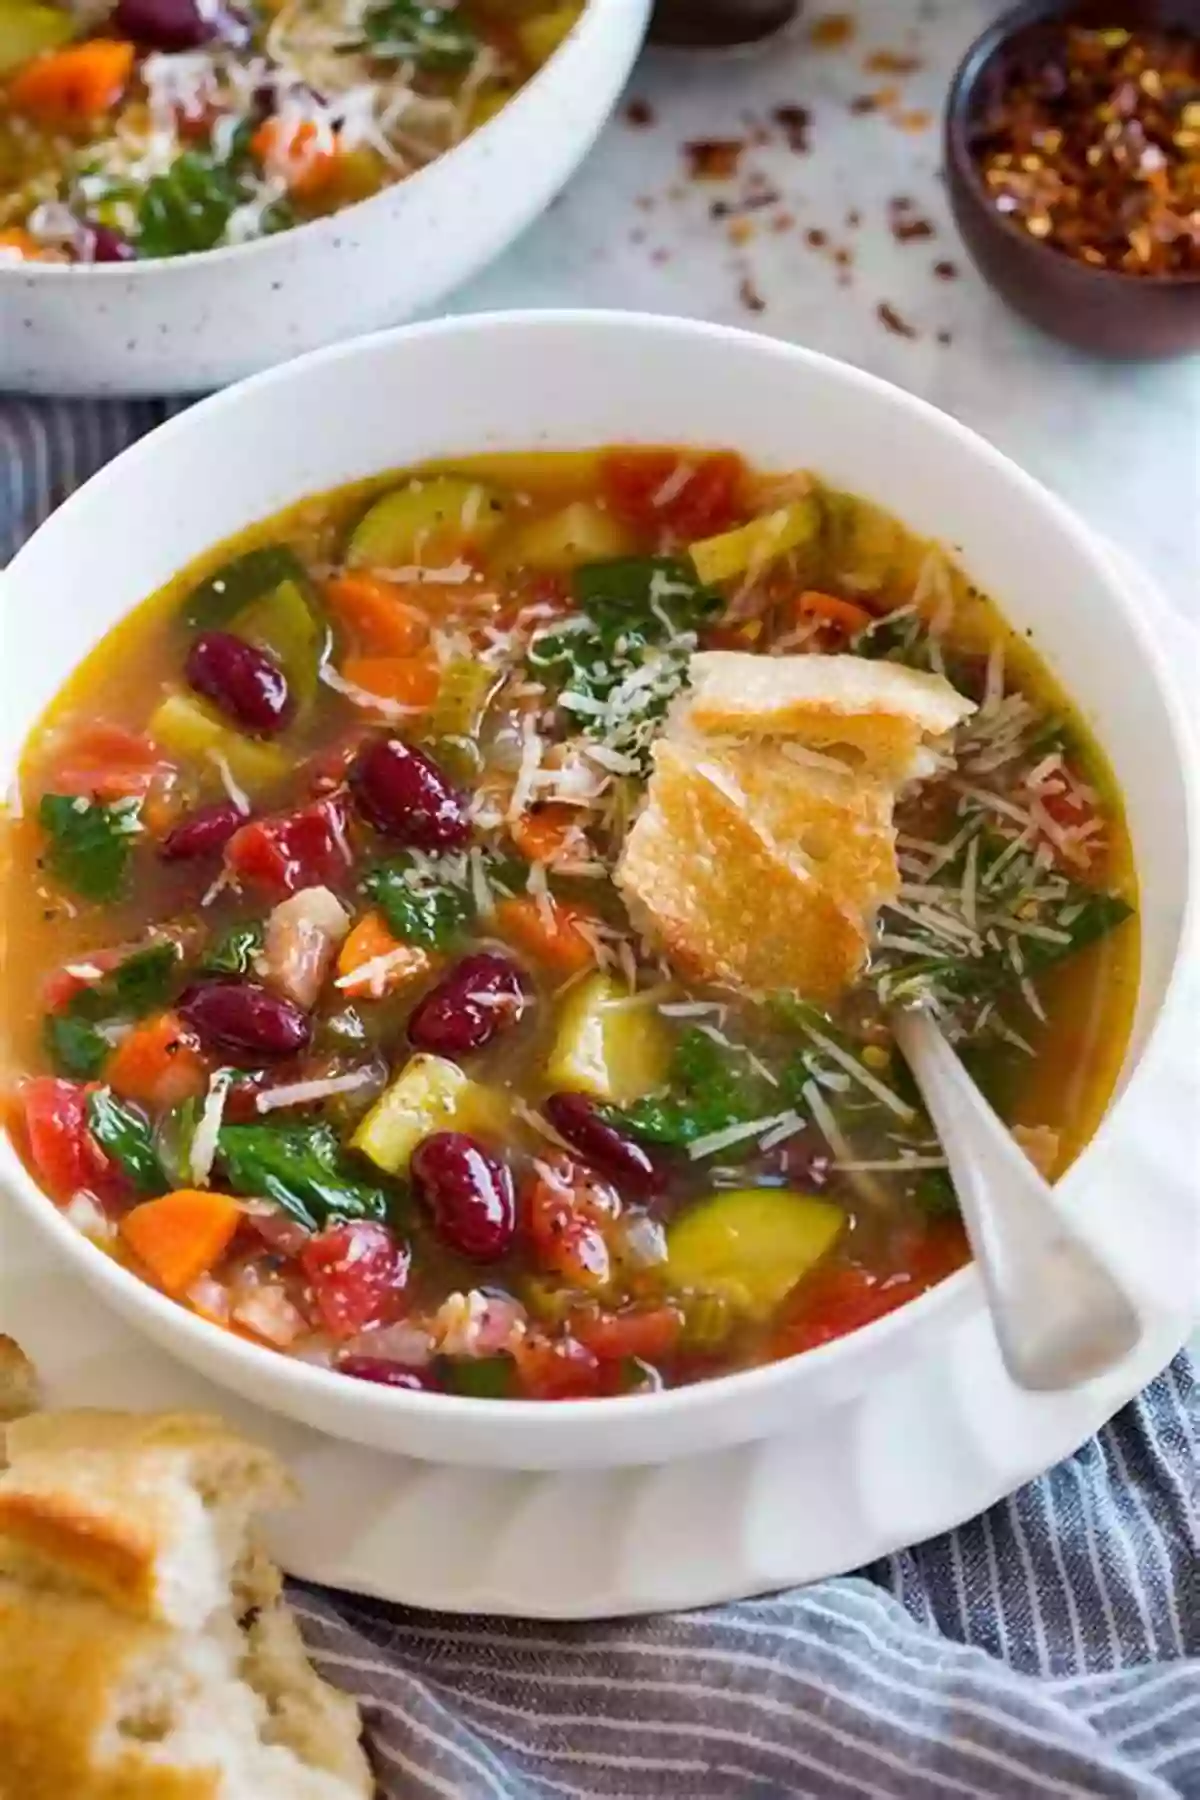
[890,1006,1143,1391]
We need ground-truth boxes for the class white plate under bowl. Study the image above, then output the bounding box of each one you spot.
[1,541,1194,1619]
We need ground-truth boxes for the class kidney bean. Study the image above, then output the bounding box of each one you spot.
[411,1132,516,1262]
[85,224,136,263]
[337,1357,441,1391]
[186,631,293,737]
[112,0,249,49]
[159,800,246,862]
[348,736,469,849]
[178,979,311,1065]
[407,952,528,1058]
[762,1125,832,1190]
[544,1093,666,1198]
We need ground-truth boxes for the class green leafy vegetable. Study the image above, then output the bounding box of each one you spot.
[44,1014,109,1080]
[359,0,479,67]
[87,1089,166,1194]
[38,794,142,902]
[69,943,180,1022]
[202,921,265,978]
[362,858,475,950]
[438,1354,516,1398]
[137,153,292,260]
[217,1123,390,1230]
[155,1098,201,1190]
[607,1029,773,1150]
[182,545,312,632]
[573,556,720,628]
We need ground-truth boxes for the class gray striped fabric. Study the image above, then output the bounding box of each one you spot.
[3,398,1198,1800]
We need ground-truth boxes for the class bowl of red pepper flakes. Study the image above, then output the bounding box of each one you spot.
[945,1,1200,358]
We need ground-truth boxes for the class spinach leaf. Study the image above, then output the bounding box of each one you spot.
[44,1014,110,1080]
[359,0,479,67]
[362,858,475,950]
[217,1123,390,1230]
[155,1098,201,1190]
[438,1354,516,1398]
[137,153,293,260]
[573,556,721,630]
[182,545,312,633]
[39,794,141,902]
[607,1029,772,1150]
[87,1089,166,1194]
[69,943,180,1022]
[202,921,265,978]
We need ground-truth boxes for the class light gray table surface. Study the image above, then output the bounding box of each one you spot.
[444,0,1199,630]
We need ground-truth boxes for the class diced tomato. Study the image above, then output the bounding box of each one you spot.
[600,448,746,542]
[523,1155,620,1292]
[105,1012,209,1110]
[299,1220,410,1340]
[1028,764,1104,868]
[513,1331,605,1400]
[226,794,352,897]
[21,1077,125,1209]
[41,946,126,1014]
[569,1303,683,1364]
[39,722,172,803]
[770,1221,968,1359]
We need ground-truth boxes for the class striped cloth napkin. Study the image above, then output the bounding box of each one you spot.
[3,397,1198,1800]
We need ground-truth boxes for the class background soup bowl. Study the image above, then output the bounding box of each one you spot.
[0,311,1194,1469]
[0,0,649,398]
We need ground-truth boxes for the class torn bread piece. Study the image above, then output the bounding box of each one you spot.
[617,738,871,1004]
[682,651,976,780]
[0,1405,372,1800]
[0,1410,297,1630]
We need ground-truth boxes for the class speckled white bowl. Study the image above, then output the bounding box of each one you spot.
[1,312,1195,1469]
[0,0,649,397]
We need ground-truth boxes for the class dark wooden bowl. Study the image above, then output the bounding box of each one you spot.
[944,0,1200,359]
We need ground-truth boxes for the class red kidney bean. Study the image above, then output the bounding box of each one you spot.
[337,1357,441,1391]
[544,1093,666,1198]
[85,224,137,263]
[159,800,246,862]
[411,1132,516,1262]
[186,631,293,737]
[178,979,311,1065]
[407,952,528,1058]
[112,0,250,49]
[348,736,469,849]
[762,1125,832,1191]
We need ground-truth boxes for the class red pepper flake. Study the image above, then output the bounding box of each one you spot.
[738,274,767,313]
[771,210,795,232]
[894,108,933,133]
[846,207,862,227]
[933,258,959,280]
[968,23,1200,277]
[850,85,899,116]
[684,138,745,181]
[833,245,853,267]
[625,97,655,128]
[937,329,953,345]
[773,103,812,152]
[808,12,855,50]
[864,48,922,76]
[728,218,755,246]
[805,226,828,249]
[891,214,935,242]
[878,301,918,338]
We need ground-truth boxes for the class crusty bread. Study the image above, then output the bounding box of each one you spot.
[0,1410,297,1628]
[682,651,975,780]
[617,738,871,1003]
[0,1405,373,1800]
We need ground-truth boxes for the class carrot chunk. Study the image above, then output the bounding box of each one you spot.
[340,656,440,709]
[105,1013,208,1110]
[8,40,135,124]
[509,805,582,866]
[790,590,874,636]
[324,573,431,655]
[494,895,599,975]
[335,910,429,998]
[251,116,340,196]
[120,1191,241,1298]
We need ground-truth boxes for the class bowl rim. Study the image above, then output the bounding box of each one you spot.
[2,307,1196,1442]
[945,0,1200,292]
[0,0,635,284]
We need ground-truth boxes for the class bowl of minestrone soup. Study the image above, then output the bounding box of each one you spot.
[0,311,1193,1469]
[0,0,650,395]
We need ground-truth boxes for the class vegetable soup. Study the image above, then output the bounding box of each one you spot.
[1,448,1138,1400]
[0,0,582,263]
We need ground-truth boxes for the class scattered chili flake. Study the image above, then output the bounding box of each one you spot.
[771,210,796,232]
[809,12,855,50]
[773,103,812,153]
[937,329,953,345]
[728,218,755,246]
[738,274,767,312]
[805,226,828,248]
[864,48,922,76]
[684,139,745,181]
[833,245,853,267]
[894,108,933,133]
[850,85,899,116]
[878,301,918,338]
[892,214,935,242]
[846,207,862,227]
[968,23,1200,276]
[625,98,655,128]
[934,258,959,280]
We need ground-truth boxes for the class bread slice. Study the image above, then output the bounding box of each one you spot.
[0,1407,373,1800]
[0,1577,370,1800]
[0,1411,297,1630]
[682,650,975,780]
[617,738,871,1003]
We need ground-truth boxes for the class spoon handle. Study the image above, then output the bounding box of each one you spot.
[891,1008,1143,1392]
